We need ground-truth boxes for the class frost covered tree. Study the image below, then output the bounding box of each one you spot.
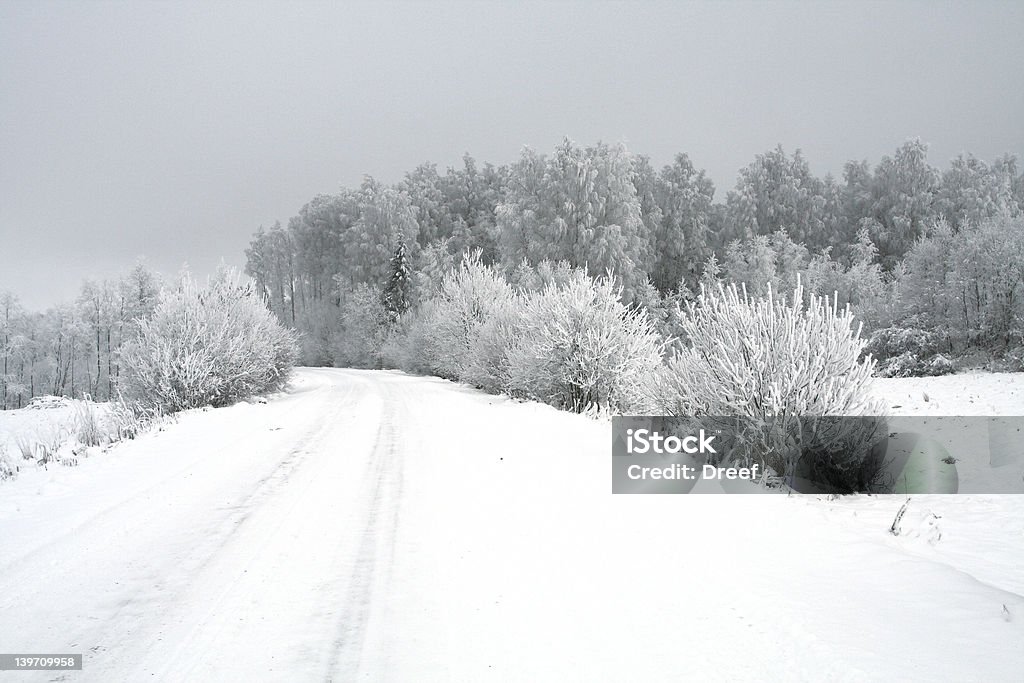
[630,154,663,277]
[936,154,1020,230]
[851,139,940,269]
[723,146,836,251]
[720,231,809,298]
[722,236,776,296]
[1,292,21,409]
[497,139,650,300]
[120,263,161,326]
[400,163,453,246]
[409,239,457,305]
[896,216,1024,350]
[244,221,299,322]
[803,227,889,330]
[290,190,361,306]
[951,216,1024,348]
[444,155,507,263]
[652,153,715,293]
[77,279,122,401]
[335,282,390,369]
[341,178,420,288]
[894,220,960,337]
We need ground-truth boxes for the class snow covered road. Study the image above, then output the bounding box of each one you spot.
[1,368,1022,681]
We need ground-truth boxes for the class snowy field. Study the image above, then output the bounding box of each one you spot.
[0,397,107,455]
[0,369,1022,681]
[871,372,1023,416]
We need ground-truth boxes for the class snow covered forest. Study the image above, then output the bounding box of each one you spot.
[242,139,1024,385]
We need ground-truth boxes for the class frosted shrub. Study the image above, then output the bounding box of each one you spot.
[654,280,885,488]
[865,327,954,377]
[864,326,943,362]
[420,251,516,380]
[462,300,524,393]
[506,271,665,414]
[120,268,298,412]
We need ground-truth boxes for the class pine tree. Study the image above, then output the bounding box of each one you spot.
[382,238,412,321]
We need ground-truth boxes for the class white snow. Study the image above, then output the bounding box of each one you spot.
[0,369,1022,681]
[871,371,1024,416]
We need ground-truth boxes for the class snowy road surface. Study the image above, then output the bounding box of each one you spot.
[1,368,1023,681]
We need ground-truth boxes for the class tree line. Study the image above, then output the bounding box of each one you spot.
[1,265,160,409]
[2,138,1021,410]
[243,138,1024,368]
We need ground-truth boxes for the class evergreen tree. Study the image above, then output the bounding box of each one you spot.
[382,238,412,321]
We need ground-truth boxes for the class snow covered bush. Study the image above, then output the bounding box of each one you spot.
[416,251,516,380]
[381,252,515,380]
[656,281,880,416]
[875,352,955,378]
[864,326,942,360]
[864,327,954,378]
[505,270,665,414]
[461,300,523,393]
[380,301,440,374]
[652,280,885,489]
[120,268,298,412]
[990,345,1024,372]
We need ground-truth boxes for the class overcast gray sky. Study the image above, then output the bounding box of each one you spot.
[2,0,1022,309]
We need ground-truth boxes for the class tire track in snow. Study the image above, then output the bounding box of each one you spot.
[325,384,405,680]
[70,383,354,678]
[0,379,338,578]
[0,375,360,681]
